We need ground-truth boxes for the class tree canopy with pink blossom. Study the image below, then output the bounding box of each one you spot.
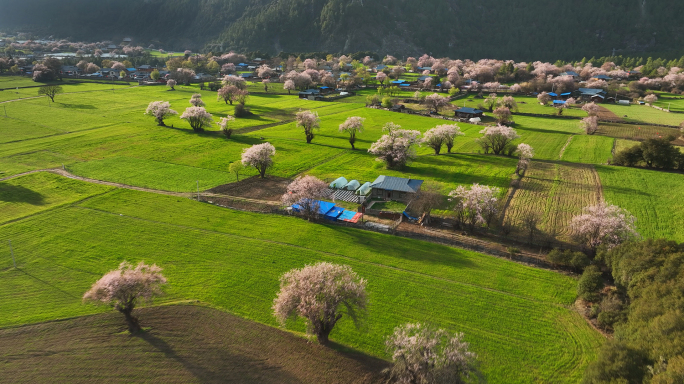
[241,142,276,178]
[273,262,367,344]
[83,261,167,333]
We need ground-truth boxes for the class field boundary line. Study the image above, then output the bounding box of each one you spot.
[559,135,574,159]
[0,188,116,228]
[0,85,140,105]
[590,165,604,203]
[70,204,569,307]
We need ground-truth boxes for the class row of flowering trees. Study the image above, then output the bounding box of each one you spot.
[83,257,479,383]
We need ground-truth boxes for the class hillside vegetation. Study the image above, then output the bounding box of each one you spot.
[2,0,684,60]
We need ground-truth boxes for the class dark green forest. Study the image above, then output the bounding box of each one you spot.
[2,0,684,61]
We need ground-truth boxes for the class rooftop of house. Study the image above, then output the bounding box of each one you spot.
[578,88,606,95]
[455,107,484,114]
[371,175,424,193]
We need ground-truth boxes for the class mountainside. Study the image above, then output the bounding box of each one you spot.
[2,0,684,60]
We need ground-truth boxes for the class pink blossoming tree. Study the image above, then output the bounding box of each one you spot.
[281,175,329,220]
[424,93,450,113]
[241,142,276,178]
[449,183,501,232]
[144,101,178,126]
[581,116,599,135]
[166,79,176,90]
[477,125,520,155]
[569,202,638,254]
[283,79,295,94]
[180,106,213,132]
[422,124,464,154]
[368,123,421,168]
[338,116,365,149]
[273,262,367,344]
[385,323,478,384]
[83,261,167,333]
[514,143,534,178]
[296,110,321,144]
[582,102,600,116]
[217,115,235,138]
[189,93,205,107]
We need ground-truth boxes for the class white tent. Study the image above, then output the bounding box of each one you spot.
[329,177,348,189]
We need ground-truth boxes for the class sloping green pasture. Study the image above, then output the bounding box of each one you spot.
[0,178,603,383]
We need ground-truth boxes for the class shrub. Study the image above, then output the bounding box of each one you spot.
[382,97,393,108]
[234,103,251,118]
[547,249,590,270]
[577,265,603,302]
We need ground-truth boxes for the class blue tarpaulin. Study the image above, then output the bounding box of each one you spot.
[400,84,411,87]
[548,92,558,97]
[292,200,336,215]
[553,100,566,105]
[325,206,345,221]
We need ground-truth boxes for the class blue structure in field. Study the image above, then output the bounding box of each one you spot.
[291,199,362,223]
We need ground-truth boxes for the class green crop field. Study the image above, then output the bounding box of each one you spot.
[0,178,603,383]
[597,122,680,141]
[601,103,684,126]
[597,165,684,242]
[560,135,614,164]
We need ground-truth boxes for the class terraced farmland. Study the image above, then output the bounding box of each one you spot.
[503,161,602,243]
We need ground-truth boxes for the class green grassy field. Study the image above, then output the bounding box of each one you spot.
[560,135,614,164]
[601,103,684,126]
[597,165,684,242]
[0,178,603,383]
[454,95,587,118]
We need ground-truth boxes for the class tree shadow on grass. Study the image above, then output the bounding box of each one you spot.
[58,103,97,109]
[0,184,46,205]
[137,328,301,384]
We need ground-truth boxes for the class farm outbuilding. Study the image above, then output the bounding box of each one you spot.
[329,177,348,189]
[370,175,423,202]
[454,107,484,119]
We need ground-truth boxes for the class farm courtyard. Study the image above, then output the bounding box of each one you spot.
[1,75,684,383]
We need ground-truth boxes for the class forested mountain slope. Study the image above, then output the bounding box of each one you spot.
[1,0,683,60]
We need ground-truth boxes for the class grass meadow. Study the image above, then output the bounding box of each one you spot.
[6,75,684,382]
[597,165,684,242]
[0,178,604,383]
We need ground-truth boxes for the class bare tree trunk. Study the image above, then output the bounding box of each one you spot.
[120,306,141,333]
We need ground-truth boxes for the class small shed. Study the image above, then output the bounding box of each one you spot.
[329,177,348,189]
[370,175,424,202]
[298,89,321,99]
[454,107,484,119]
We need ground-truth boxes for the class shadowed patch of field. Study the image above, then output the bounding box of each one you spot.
[0,305,386,384]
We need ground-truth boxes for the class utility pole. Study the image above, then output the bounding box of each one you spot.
[9,240,15,268]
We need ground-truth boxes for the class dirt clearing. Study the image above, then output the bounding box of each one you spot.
[0,305,386,384]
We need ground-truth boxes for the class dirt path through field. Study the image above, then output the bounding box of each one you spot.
[0,85,141,105]
[0,168,281,206]
[596,106,623,122]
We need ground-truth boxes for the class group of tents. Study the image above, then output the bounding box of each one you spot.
[329,177,371,196]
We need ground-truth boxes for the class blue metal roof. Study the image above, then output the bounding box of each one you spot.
[400,84,411,87]
[548,92,558,97]
[553,100,566,104]
[455,107,483,114]
[371,175,424,193]
[578,88,606,95]
[560,92,572,96]
[324,206,345,221]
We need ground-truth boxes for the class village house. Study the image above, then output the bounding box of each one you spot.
[454,107,484,119]
[573,88,608,103]
[370,175,423,202]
